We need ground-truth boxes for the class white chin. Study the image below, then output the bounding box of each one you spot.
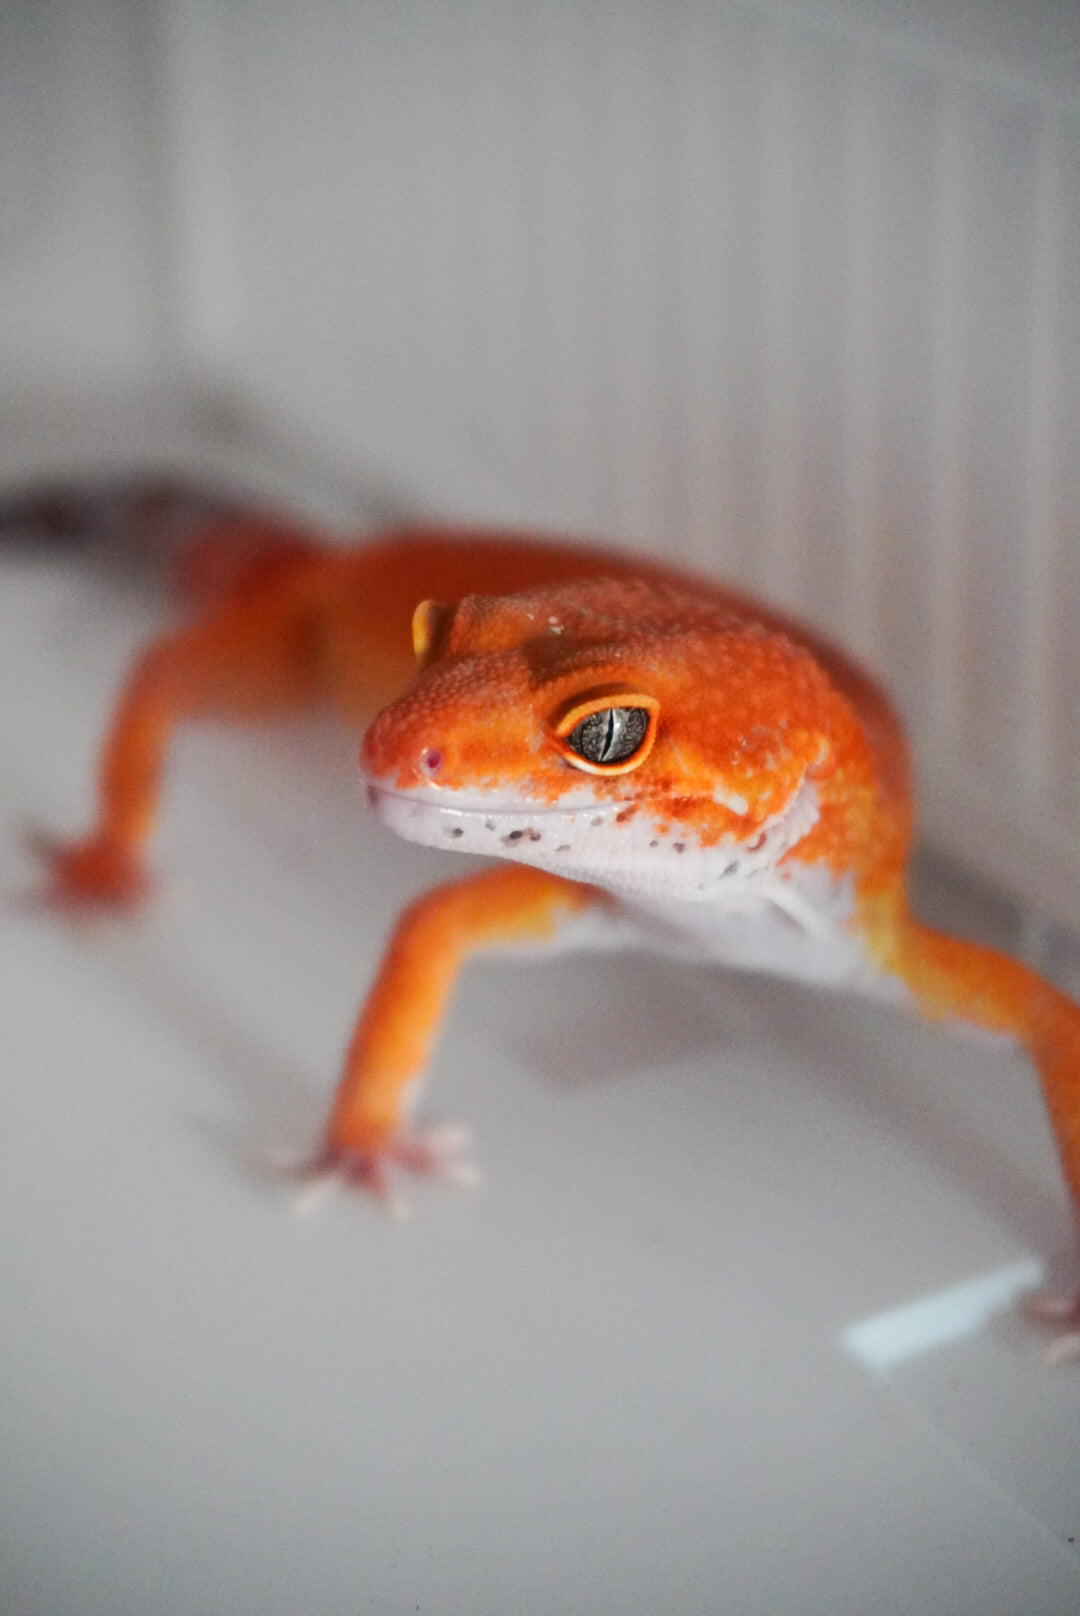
[364,774,820,903]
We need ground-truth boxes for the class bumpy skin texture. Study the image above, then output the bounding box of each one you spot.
[38,515,1080,1336]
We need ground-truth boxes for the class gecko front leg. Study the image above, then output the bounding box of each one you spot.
[306,863,596,1206]
[885,909,1080,1357]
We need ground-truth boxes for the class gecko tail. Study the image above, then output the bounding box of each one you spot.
[0,475,241,574]
[171,514,325,612]
[0,474,331,613]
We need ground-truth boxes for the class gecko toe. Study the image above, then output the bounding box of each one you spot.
[1023,1285,1080,1364]
[285,1125,478,1215]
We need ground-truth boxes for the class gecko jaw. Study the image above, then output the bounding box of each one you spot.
[364,771,821,902]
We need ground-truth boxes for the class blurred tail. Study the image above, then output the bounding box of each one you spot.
[171,513,323,610]
[0,474,328,610]
[0,475,241,577]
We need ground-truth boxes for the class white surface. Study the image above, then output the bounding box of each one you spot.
[3,555,1080,1615]
[842,1256,1046,1369]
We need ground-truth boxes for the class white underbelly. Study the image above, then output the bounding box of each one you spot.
[614,863,892,995]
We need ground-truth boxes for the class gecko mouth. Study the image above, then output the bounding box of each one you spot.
[365,779,629,851]
[364,771,820,901]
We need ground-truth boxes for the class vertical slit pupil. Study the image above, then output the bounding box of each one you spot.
[568,706,649,765]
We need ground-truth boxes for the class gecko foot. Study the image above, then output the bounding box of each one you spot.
[287,1125,480,1218]
[1025,1288,1080,1366]
[24,825,152,912]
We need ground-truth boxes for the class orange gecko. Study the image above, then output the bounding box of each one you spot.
[37,513,1080,1349]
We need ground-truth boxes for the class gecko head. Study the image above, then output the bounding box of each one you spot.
[361,577,836,899]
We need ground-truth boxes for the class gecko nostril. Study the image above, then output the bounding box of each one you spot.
[420,747,443,778]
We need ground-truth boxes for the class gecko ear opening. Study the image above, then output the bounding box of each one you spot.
[552,688,659,775]
[411,599,453,670]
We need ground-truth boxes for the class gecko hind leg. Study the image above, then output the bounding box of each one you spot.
[34,555,336,910]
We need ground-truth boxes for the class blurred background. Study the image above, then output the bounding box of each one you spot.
[5,7,1080,1615]
[4,0,1080,940]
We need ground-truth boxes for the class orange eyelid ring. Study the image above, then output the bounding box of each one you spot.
[411,599,453,670]
[551,687,660,775]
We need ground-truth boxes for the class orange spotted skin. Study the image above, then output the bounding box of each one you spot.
[363,574,906,884]
[37,516,1080,1323]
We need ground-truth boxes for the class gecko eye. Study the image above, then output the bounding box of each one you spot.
[568,707,648,764]
[553,691,659,775]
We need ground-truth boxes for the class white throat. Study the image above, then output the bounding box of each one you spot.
[365,771,821,904]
